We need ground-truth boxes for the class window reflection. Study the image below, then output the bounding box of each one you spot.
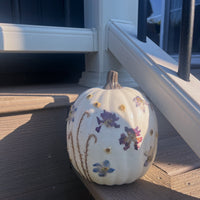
[147,0,162,46]
[167,0,182,54]
[147,0,200,54]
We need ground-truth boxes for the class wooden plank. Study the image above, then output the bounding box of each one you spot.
[79,173,171,200]
[0,84,87,114]
[0,108,63,198]
[142,164,171,188]
[0,107,90,199]
[78,164,199,200]
[11,181,91,200]
[0,96,56,114]
[77,160,200,200]
[155,135,200,176]
[171,168,200,198]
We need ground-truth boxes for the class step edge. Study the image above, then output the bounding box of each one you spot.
[0,95,77,115]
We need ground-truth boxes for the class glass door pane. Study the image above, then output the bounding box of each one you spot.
[147,0,200,55]
[167,0,200,54]
[147,0,162,46]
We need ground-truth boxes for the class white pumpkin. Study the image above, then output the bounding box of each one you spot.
[67,71,158,185]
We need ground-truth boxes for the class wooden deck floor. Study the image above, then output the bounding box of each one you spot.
[0,84,92,200]
[0,83,200,200]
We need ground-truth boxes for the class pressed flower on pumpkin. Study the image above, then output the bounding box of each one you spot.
[133,96,148,112]
[119,126,142,151]
[93,160,115,177]
[67,105,77,123]
[95,110,120,133]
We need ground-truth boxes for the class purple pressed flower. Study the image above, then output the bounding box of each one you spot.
[95,110,120,133]
[119,126,142,151]
[95,126,101,133]
[93,160,115,177]
[133,96,148,112]
[119,133,126,145]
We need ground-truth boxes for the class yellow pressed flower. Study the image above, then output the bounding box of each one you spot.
[87,94,93,99]
[119,104,126,112]
[93,102,101,108]
[104,147,112,154]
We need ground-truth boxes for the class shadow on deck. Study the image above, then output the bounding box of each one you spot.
[0,98,92,200]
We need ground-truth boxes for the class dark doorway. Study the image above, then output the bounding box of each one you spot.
[0,0,85,86]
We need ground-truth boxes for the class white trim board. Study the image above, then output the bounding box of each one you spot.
[108,20,200,158]
[0,23,97,52]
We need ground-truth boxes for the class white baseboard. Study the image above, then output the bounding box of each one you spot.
[0,23,97,52]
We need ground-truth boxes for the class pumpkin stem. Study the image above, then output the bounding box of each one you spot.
[103,70,122,89]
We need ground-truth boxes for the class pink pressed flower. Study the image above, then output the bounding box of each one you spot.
[119,126,142,151]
